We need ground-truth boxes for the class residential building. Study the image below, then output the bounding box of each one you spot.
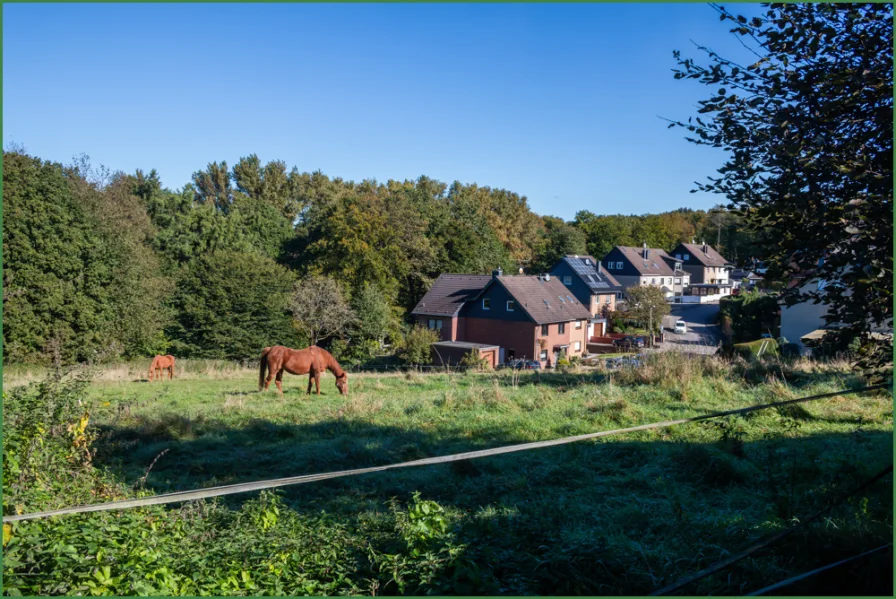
[410,269,591,367]
[671,241,734,301]
[549,254,625,337]
[601,244,690,300]
[410,274,492,341]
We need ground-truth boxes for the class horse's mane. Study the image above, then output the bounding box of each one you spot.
[311,346,345,377]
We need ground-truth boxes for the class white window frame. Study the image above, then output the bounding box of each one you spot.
[563,276,572,285]
[574,341,581,352]
[616,262,623,270]
[558,322,566,334]
[539,350,548,361]
[575,320,582,330]
[675,278,681,285]
[506,300,515,311]
[482,298,490,310]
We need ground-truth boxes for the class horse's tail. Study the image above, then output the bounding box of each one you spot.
[259,347,271,391]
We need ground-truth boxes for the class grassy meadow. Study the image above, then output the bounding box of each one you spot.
[3,354,893,595]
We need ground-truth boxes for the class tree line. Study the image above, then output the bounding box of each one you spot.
[3,149,757,365]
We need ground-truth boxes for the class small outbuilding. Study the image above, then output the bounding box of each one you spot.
[431,341,500,369]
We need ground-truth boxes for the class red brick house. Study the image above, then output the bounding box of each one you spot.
[412,269,591,367]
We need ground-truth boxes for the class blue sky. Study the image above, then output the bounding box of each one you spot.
[4,3,763,220]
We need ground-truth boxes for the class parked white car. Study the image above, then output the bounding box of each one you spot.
[674,320,687,334]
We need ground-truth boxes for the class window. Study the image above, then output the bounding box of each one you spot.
[563,276,572,285]
[506,300,515,311]
[575,320,582,329]
[574,341,581,352]
[675,254,681,260]
[427,319,442,331]
[539,350,548,361]
[616,262,623,270]
[683,254,690,261]
[605,296,611,304]
[558,296,566,303]
[651,278,656,285]
[558,323,566,334]
[616,292,623,299]
[675,262,682,271]
[675,278,681,284]
[541,324,549,336]
[482,298,490,310]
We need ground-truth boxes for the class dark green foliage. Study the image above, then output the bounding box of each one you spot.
[530,215,587,273]
[670,3,893,368]
[2,153,170,363]
[167,251,299,359]
[719,290,780,343]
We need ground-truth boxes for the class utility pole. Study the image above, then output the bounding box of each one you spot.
[649,306,654,349]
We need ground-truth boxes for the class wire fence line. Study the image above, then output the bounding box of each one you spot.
[745,544,892,596]
[4,384,888,524]
[649,463,894,595]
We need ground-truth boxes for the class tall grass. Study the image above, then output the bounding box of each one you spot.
[3,351,892,595]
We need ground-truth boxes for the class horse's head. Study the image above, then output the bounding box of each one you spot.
[335,372,348,395]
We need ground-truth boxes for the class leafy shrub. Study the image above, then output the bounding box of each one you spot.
[459,351,489,371]
[398,326,440,365]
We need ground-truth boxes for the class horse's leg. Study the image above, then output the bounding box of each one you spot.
[315,372,321,395]
[307,374,313,395]
[275,370,284,395]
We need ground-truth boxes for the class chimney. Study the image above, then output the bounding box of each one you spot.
[518,267,524,275]
[643,242,648,259]
[492,267,503,279]
[702,240,708,254]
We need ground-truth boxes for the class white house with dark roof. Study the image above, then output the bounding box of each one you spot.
[671,241,734,302]
[600,244,690,300]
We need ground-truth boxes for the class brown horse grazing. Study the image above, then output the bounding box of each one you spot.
[149,355,176,381]
[259,345,348,395]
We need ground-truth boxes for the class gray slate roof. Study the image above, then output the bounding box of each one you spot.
[674,243,731,267]
[412,275,491,316]
[561,255,625,292]
[495,276,593,325]
[614,246,677,276]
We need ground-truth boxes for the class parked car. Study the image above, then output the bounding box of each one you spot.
[674,320,687,334]
[613,335,645,349]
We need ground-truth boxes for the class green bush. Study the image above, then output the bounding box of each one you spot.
[398,326,440,365]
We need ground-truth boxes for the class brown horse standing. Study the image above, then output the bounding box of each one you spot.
[259,345,348,395]
[149,355,176,381]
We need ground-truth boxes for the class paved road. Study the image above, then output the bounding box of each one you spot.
[658,303,723,354]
